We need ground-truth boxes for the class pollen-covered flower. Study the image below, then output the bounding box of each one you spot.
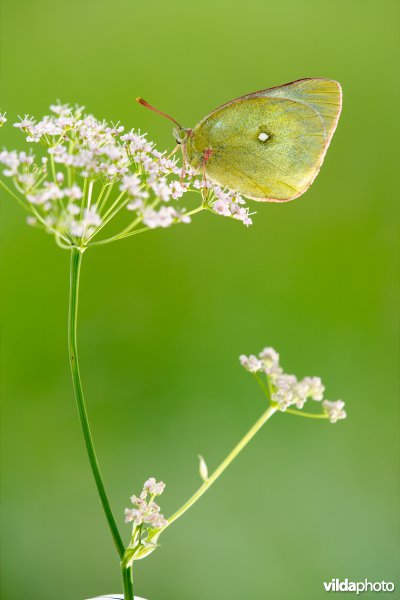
[0,112,7,126]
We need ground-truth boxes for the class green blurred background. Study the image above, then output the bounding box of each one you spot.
[1,0,399,598]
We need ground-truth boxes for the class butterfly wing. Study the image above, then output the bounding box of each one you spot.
[186,78,342,201]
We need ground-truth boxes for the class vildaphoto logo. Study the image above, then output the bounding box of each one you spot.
[323,579,395,594]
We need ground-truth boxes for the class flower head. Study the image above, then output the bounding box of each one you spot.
[259,347,280,374]
[239,354,263,373]
[125,478,167,531]
[301,376,325,401]
[240,346,346,422]
[143,477,166,496]
[0,102,255,248]
[322,400,347,423]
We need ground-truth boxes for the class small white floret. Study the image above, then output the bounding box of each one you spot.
[240,354,263,373]
[322,400,347,423]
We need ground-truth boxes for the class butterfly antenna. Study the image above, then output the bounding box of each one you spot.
[136,97,182,129]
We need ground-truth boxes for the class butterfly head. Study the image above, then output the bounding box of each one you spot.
[173,127,193,145]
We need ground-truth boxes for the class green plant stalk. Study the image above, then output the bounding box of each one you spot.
[68,247,125,559]
[164,404,277,529]
[121,561,134,600]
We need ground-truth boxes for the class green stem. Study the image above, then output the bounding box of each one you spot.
[68,247,125,558]
[98,182,115,213]
[253,372,270,399]
[50,153,57,182]
[164,404,277,529]
[0,178,73,245]
[0,178,34,213]
[88,205,206,248]
[121,562,134,600]
[85,191,129,242]
[284,408,329,419]
[89,226,151,247]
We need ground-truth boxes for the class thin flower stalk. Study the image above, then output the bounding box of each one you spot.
[124,346,346,560]
[163,404,277,530]
[68,248,125,558]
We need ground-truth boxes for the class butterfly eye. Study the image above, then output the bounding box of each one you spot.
[173,127,187,145]
[258,131,270,142]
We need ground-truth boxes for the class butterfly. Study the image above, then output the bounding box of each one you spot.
[137,78,342,202]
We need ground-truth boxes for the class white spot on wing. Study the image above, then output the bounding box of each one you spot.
[258,132,270,142]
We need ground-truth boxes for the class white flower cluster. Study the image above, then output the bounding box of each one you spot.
[322,400,347,424]
[142,205,191,229]
[191,176,254,226]
[124,478,167,529]
[240,346,346,423]
[0,102,254,246]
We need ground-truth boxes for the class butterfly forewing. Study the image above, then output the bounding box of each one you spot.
[186,78,342,202]
[263,78,342,143]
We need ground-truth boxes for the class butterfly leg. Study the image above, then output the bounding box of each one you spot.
[202,148,213,184]
[201,161,207,186]
[167,144,180,159]
[198,148,213,202]
[180,144,188,183]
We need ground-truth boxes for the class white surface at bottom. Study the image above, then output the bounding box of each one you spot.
[86,595,147,600]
